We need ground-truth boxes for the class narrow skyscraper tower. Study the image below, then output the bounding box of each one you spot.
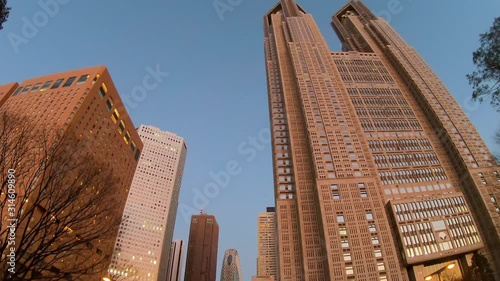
[264,1,499,280]
[166,240,184,281]
[220,249,243,281]
[257,207,277,279]
[109,125,187,280]
[184,213,219,281]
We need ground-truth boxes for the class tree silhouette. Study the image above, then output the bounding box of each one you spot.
[467,17,500,111]
[0,112,123,280]
[0,0,10,30]
[466,252,495,281]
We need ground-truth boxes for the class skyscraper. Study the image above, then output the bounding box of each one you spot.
[257,207,277,279]
[0,66,143,280]
[264,1,499,280]
[166,240,184,281]
[220,249,243,281]
[109,125,187,280]
[184,213,219,281]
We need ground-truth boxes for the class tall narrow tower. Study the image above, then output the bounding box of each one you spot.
[109,125,187,281]
[220,249,243,281]
[166,240,184,281]
[257,207,277,279]
[184,213,219,281]
[264,1,498,280]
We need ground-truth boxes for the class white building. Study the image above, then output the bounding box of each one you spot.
[109,125,187,281]
[166,240,184,281]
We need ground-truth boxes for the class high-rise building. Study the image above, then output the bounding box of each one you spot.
[166,240,184,281]
[109,125,187,280]
[257,207,277,279]
[264,1,500,280]
[0,66,143,280]
[184,213,219,281]
[220,249,243,281]
[252,277,274,281]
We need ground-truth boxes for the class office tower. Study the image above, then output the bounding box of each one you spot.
[0,66,143,280]
[264,1,499,280]
[166,240,184,281]
[220,249,243,281]
[184,213,219,281]
[109,125,187,281]
[257,207,277,279]
[252,277,274,281]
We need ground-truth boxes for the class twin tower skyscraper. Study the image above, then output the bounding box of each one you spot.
[264,0,500,281]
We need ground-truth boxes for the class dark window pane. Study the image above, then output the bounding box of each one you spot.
[13,87,23,96]
[63,76,76,87]
[76,75,89,85]
[41,81,53,90]
[51,79,64,89]
[31,83,42,92]
[22,85,32,93]
[99,87,106,98]
[105,99,113,111]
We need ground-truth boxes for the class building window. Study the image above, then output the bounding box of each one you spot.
[51,79,64,89]
[76,75,89,85]
[369,224,376,232]
[366,212,374,220]
[31,83,42,92]
[339,227,347,235]
[40,81,52,91]
[374,249,382,258]
[343,253,352,261]
[337,215,345,223]
[345,266,354,275]
[135,149,141,161]
[333,192,340,200]
[99,86,106,98]
[105,99,113,111]
[360,191,368,198]
[377,262,385,271]
[22,85,32,93]
[63,76,76,87]
[111,109,120,123]
[341,239,349,248]
[372,237,380,245]
[490,195,496,203]
[130,142,136,152]
[13,87,23,96]
[124,132,130,144]
[118,121,125,134]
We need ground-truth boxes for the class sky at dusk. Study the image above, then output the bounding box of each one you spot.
[1,0,499,280]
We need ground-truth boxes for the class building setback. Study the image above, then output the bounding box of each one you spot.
[220,249,243,281]
[109,125,187,281]
[257,207,277,279]
[184,213,219,281]
[264,1,499,280]
[0,66,143,280]
[166,240,184,281]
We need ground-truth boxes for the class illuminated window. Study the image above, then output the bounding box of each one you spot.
[366,212,374,220]
[337,215,345,223]
[341,239,349,248]
[343,253,352,261]
[118,121,125,134]
[346,266,354,275]
[124,132,130,144]
[339,227,347,235]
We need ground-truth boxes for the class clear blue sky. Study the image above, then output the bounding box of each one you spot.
[1,0,499,280]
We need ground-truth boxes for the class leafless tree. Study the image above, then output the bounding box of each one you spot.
[0,112,123,280]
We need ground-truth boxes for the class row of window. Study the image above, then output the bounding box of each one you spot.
[378,168,448,185]
[360,119,422,131]
[12,74,92,96]
[368,139,433,152]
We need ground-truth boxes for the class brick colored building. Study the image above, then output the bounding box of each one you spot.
[264,1,499,280]
[184,213,219,281]
[0,66,143,280]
